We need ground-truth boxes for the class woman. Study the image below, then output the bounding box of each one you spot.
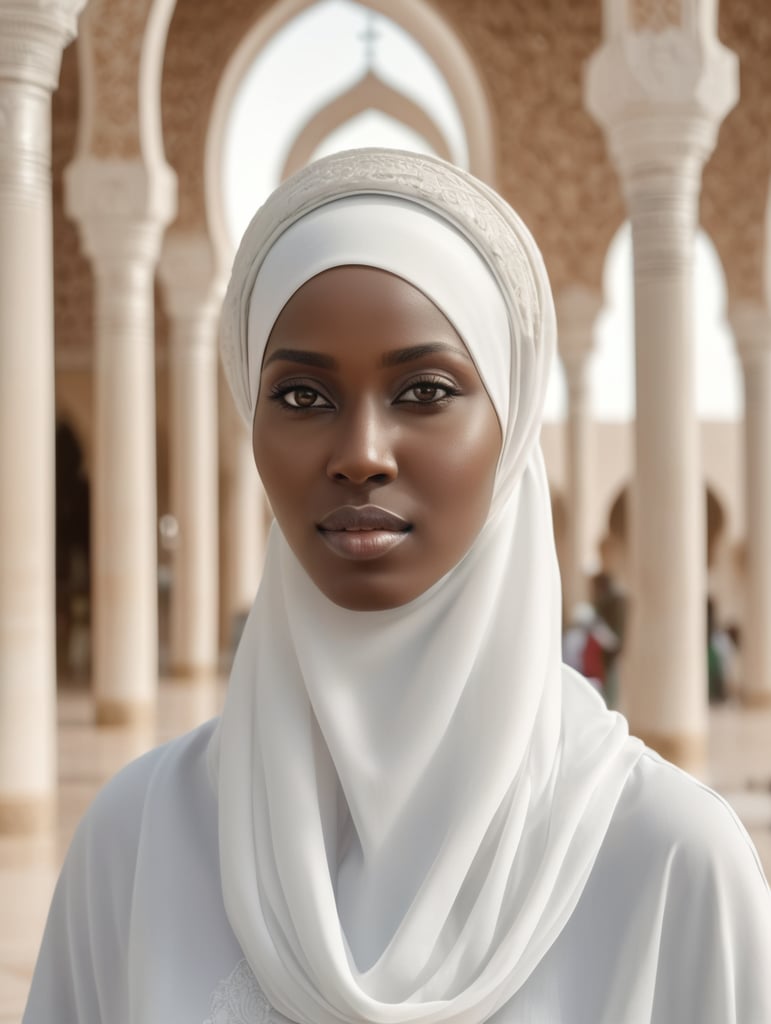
[25,149,770,1023]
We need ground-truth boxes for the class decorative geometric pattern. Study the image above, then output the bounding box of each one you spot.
[702,0,771,303]
[85,0,153,158]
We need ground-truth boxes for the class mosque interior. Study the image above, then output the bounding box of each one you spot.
[1,0,771,1018]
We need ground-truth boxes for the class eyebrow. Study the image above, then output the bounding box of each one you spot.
[263,342,471,370]
[381,343,472,367]
[263,348,336,369]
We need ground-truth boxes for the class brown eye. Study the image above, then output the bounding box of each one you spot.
[396,378,459,405]
[291,388,320,407]
[413,384,439,402]
[283,387,330,409]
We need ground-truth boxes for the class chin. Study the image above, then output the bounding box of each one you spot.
[312,571,420,612]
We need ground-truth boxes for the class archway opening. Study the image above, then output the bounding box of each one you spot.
[592,222,742,422]
[219,0,472,249]
[606,481,727,569]
[55,420,91,686]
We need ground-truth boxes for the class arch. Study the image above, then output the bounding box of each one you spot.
[281,71,452,181]
[593,221,741,422]
[204,0,496,273]
[605,481,728,569]
[74,0,176,167]
[139,0,179,168]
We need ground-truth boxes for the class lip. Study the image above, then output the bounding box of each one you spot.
[318,504,410,532]
[317,504,411,562]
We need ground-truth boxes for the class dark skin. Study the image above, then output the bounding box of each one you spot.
[252,266,502,611]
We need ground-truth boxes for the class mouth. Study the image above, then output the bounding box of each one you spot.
[317,504,411,561]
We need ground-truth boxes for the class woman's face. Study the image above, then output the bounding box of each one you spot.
[253,266,502,611]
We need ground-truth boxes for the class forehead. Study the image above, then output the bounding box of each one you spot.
[264,266,469,356]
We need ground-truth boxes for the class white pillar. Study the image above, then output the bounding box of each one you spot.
[731,302,771,707]
[586,8,738,774]
[556,286,602,614]
[159,233,223,678]
[0,0,85,832]
[65,159,176,725]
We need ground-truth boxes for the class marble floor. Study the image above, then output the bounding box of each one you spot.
[2,684,770,1023]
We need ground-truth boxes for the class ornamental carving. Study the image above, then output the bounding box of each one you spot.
[83,0,153,158]
[439,0,622,293]
[629,0,682,33]
[625,27,701,101]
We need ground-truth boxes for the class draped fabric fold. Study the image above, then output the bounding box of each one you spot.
[210,149,643,1024]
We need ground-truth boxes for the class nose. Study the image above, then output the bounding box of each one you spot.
[326,398,398,485]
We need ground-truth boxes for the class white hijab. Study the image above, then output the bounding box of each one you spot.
[212,149,643,1024]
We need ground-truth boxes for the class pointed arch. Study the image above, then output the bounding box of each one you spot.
[204,0,496,272]
[281,71,452,180]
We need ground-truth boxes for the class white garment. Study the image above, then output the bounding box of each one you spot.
[24,709,771,1023]
[212,149,644,1024]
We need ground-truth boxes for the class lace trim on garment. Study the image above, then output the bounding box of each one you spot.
[204,959,286,1024]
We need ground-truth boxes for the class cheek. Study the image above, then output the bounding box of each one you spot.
[414,405,501,526]
[251,414,306,511]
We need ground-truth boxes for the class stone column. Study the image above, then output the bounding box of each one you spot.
[731,302,771,706]
[556,286,602,614]
[159,233,223,678]
[586,11,738,775]
[0,0,85,832]
[65,158,176,724]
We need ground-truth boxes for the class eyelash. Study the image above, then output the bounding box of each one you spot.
[268,381,334,411]
[396,375,461,406]
[268,375,462,412]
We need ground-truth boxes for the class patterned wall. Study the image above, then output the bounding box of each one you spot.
[82,0,153,158]
[52,41,93,360]
[53,0,771,371]
[702,1,771,304]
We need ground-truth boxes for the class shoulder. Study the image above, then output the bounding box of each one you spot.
[72,717,219,867]
[600,748,771,977]
[611,750,768,886]
[24,720,220,1023]
[572,751,771,1022]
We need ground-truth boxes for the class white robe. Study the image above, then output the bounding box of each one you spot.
[23,712,771,1024]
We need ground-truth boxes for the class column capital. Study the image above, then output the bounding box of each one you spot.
[729,301,771,365]
[65,156,177,265]
[158,230,226,323]
[0,0,86,88]
[555,285,603,368]
[585,20,738,180]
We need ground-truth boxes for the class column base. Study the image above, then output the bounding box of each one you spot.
[168,663,219,682]
[95,698,155,727]
[0,795,55,835]
[741,689,771,708]
[633,729,707,776]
